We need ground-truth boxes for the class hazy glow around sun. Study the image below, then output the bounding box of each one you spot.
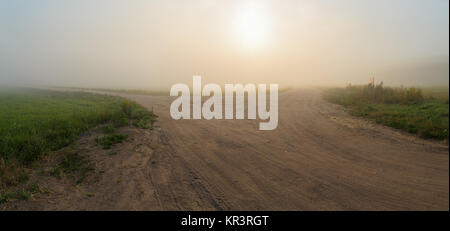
[232,2,272,50]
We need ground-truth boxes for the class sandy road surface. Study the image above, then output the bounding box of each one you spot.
[4,88,448,210]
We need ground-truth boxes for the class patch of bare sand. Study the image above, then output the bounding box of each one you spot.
[1,126,164,210]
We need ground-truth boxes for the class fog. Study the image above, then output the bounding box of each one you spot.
[0,0,448,89]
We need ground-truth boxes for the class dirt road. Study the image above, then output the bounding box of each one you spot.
[113,88,449,210]
[4,88,449,210]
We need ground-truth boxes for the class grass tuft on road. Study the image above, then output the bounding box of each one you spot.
[95,133,128,149]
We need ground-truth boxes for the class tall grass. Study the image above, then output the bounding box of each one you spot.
[330,82,425,105]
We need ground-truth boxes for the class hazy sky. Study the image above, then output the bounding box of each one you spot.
[0,0,448,88]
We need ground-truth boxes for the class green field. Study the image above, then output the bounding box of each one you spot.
[0,88,156,165]
[324,85,449,141]
[1,88,157,199]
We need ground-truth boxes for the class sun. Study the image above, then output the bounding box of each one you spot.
[233,2,271,50]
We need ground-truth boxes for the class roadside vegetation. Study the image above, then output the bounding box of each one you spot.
[0,88,157,203]
[324,83,448,141]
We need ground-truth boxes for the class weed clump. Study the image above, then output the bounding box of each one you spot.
[121,101,158,129]
[95,134,128,149]
[46,149,95,185]
[0,188,31,203]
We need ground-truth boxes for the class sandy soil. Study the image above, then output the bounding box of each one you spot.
[2,88,448,210]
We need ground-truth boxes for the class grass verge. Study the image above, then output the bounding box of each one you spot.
[324,84,448,141]
[0,88,157,202]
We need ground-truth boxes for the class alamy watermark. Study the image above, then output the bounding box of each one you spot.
[170,76,278,130]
